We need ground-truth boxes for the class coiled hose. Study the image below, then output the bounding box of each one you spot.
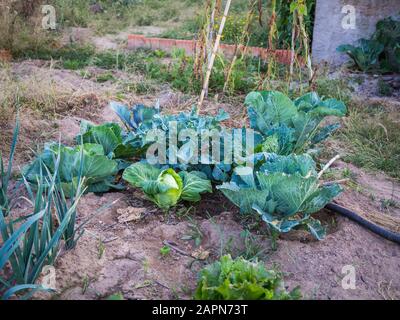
[326,203,400,245]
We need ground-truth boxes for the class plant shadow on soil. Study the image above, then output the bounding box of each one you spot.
[111,186,341,244]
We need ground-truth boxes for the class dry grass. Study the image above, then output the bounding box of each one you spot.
[0,63,107,164]
[339,100,400,180]
[0,62,107,119]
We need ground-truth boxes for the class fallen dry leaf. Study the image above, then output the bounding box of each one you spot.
[191,247,210,260]
[117,207,146,223]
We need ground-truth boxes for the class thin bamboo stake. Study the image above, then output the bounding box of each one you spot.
[198,0,232,111]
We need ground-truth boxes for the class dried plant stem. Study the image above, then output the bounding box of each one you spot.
[265,0,277,89]
[289,9,298,78]
[223,0,256,93]
[318,155,341,179]
[206,0,217,61]
[298,12,314,81]
[198,0,232,111]
[194,1,211,80]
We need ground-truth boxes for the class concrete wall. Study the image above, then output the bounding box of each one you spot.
[312,0,400,66]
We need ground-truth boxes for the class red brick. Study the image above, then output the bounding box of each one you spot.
[127,34,297,65]
[175,39,195,55]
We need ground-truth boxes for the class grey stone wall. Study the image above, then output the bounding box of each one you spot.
[312,0,400,66]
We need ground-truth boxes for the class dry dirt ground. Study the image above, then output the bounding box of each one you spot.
[1,58,400,300]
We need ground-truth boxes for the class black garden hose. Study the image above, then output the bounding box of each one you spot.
[326,203,400,245]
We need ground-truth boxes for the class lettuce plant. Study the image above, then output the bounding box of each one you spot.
[24,143,120,195]
[194,255,301,300]
[217,154,342,240]
[123,162,212,210]
[245,91,347,155]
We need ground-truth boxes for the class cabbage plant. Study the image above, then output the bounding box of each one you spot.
[75,121,139,160]
[245,91,347,155]
[337,39,384,72]
[217,154,342,240]
[24,143,120,195]
[337,16,400,73]
[123,162,212,210]
[111,102,244,182]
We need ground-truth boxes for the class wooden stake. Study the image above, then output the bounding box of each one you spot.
[198,0,232,111]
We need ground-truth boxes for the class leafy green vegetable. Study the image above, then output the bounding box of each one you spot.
[111,102,241,182]
[24,143,120,195]
[76,121,137,160]
[245,91,347,155]
[122,163,211,209]
[179,171,213,202]
[194,255,301,300]
[110,102,159,132]
[217,154,342,240]
[122,162,181,209]
[337,39,384,72]
[337,16,400,73]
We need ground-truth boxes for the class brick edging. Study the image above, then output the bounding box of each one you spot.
[128,34,298,65]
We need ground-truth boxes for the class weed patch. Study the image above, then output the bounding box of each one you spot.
[340,107,400,179]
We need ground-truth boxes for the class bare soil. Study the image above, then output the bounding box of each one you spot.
[34,190,399,300]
